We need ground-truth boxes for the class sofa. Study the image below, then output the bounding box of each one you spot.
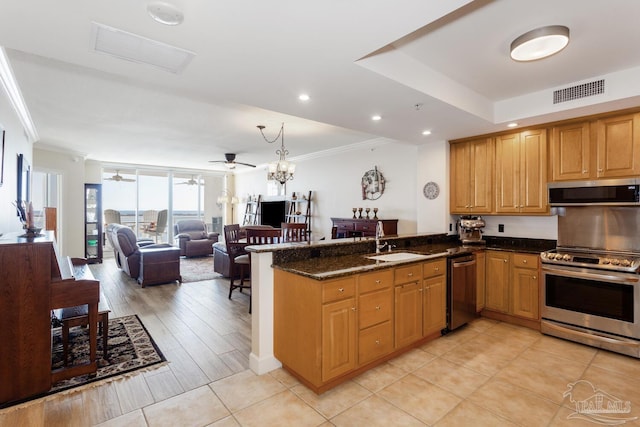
[174,220,220,257]
[106,223,181,287]
[213,225,275,278]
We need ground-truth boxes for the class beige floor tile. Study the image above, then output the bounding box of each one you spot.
[517,347,590,380]
[269,368,301,388]
[413,358,490,398]
[207,415,241,426]
[143,385,229,427]
[209,369,285,412]
[291,380,371,418]
[233,390,326,427]
[494,361,573,405]
[441,343,514,376]
[580,365,640,411]
[378,374,461,425]
[331,395,423,427]
[387,348,437,372]
[94,409,148,427]
[549,405,636,427]
[590,349,640,380]
[468,378,560,427]
[420,335,462,356]
[352,362,407,392]
[464,318,499,333]
[434,400,519,427]
[530,335,597,365]
[483,322,541,345]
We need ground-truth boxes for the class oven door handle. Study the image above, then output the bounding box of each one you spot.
[542,265,640,284]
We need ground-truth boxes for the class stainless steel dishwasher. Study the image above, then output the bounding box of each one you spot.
[445,253,477,333]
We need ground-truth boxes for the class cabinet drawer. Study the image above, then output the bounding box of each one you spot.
[358,321,393,366]
[359,269,394,294]
[355,222,376,233]
[322,277,356,303]
[513,253,538,269]
[394,264,422,284]
[423,259,446,279]
[359,288,392,329]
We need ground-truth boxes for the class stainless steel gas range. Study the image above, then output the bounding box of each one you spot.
[541,188,640,357]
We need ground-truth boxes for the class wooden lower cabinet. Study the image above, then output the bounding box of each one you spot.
[274,258,447,393]
[322,298,357,381]
[482,250,540,324]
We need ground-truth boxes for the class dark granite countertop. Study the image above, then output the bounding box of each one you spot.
[271,235,556,280]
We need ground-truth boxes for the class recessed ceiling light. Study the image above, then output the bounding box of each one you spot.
[147,1,184,26]
[298,94,310,101]
[510,25,569,61]
[371,115,382,121]
[507,122,518,128]
[422,130,432,136]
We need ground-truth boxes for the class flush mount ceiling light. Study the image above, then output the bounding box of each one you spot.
[371,115,382,121]
[510,25,569,61]
[298,94,310,101]
[147,1,184,26]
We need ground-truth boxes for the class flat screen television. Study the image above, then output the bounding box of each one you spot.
[260,201,286,228]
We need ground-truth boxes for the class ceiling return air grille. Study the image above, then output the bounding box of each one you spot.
[553,79,605,104]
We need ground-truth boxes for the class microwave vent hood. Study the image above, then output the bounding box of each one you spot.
[548,178,640,206]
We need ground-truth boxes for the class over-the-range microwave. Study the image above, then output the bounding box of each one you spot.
[548,178,640,206]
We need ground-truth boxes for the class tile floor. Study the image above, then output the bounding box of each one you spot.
[2,261,640,426]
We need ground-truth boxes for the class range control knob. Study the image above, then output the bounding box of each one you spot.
[562,254,571,261]
[555,254,564,260]
[602,258,611,264]
[621,259,632,267]
[611,259,621,266]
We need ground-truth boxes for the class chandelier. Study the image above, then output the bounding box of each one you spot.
[257,122,295,184]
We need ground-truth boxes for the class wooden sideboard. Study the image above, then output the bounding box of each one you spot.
[331,218,398,238]
[0,231,100,405]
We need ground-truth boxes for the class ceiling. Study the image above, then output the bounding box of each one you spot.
[1,0,639,172]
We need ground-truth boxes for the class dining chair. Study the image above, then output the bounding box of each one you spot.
[281,222,309,242]
[246,227,282,245]
[224,224,251,311]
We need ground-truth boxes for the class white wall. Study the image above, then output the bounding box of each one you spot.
[33,147,86,257]
[235,140,419,239]
[416,140,450,234]
[0,93,31,235]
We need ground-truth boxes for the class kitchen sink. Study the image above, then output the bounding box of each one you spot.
[365,252,431,262]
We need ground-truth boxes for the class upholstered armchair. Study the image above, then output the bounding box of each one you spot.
[174,219,220,257]
[106,224,181,287]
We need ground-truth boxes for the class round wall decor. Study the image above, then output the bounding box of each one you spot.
[423,181,440,200]
[361,166,385,200]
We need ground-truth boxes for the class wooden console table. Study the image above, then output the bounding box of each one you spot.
[0,232,100,405]
[331,218,398,238]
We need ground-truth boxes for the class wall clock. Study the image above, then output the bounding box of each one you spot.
[361,166,385,200]
[423,181,440,200]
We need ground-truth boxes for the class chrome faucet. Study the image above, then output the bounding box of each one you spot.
[375,221,388,253]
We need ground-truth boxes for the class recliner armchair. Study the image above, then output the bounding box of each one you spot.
[106,223,181,287]
[174,220,219,257]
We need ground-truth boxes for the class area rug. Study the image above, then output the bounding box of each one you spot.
[0,315,165,409]
[180,255,220,283]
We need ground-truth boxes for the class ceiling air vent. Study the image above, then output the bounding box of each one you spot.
[553,79,605,104]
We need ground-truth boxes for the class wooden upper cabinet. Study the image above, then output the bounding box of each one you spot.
[495,129,547,214]
[551,121,591,181]
[450,138,493,214]
[596,113,640,178]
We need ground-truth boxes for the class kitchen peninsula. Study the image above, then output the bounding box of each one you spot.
[246,232,555,393]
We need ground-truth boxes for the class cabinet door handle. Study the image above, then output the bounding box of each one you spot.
[375,340,380,345]
[375,280,381,284]
[504,259,508,263]
[522,259,527,264]
[533,276,537,279]
[434,267,439,271]
[375,305,381,310]
[407,272,413,277]
[582,170,588,174]
[338,288,344,292]
[351,307,356,311]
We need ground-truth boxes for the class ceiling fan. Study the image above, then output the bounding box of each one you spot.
[176,175,204,186]
[209,153,256,169]
[105,170,135,182]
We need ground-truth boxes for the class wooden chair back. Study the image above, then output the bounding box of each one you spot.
[223,224,246,257]
[246,227,281,245]
[281,222,308,242]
